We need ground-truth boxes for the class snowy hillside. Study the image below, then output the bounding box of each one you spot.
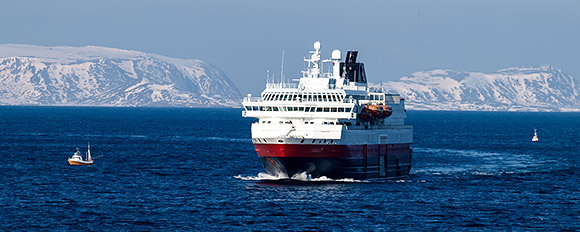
[373,65,580,111]
[0,44,241,107]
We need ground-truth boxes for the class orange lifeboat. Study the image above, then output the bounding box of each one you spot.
[358,105,392,121]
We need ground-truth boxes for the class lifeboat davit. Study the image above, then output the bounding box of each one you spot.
[358,105,392,121]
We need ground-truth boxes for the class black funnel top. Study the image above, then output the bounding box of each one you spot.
[346,51,358,63]
[340,51,366,84]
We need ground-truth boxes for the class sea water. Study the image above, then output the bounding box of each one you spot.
[0,106,578,231]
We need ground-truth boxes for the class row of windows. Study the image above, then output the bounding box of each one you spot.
[254,138,337,144]
[263,92,345,102]
[369,93,386,101]
[259,120,337,125]
[245,106,352,113]
[258,120,353,126]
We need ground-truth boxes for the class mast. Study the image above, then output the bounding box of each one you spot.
[281,51,285,86]
[87,142,92,161]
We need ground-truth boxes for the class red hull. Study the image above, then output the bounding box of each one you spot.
[254,143,412,179]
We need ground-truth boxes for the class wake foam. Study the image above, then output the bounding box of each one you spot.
[234,173,283,181]
[413,147,562,176]
[234,172,367,183]
[414,147,504,157]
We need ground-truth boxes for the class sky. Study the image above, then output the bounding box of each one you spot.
[1,0,579,95]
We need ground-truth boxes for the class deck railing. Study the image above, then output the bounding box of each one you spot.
[265,83,298,89]
[244,97,356,104]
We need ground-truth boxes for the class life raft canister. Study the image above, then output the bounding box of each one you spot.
[358,104,392,121]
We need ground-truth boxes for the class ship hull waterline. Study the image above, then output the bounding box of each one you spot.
[254,143,412,180]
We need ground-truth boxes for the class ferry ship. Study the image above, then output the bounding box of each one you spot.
[242,42,413,180]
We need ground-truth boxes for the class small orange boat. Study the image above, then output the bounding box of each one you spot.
[68,144,93,166]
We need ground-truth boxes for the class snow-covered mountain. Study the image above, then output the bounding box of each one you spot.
[373,65,580,111]
[0,44,241,107]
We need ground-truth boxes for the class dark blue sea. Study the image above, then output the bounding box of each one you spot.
[0,106,578,231]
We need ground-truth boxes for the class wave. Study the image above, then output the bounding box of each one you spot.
[197,136,250,143]
[414,147,503,157]
[234,172,367,183]
[12,132,251,143]
[233,173,283,181]
[413,147,563,176]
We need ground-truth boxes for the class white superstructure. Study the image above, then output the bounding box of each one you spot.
[243,42,411,145]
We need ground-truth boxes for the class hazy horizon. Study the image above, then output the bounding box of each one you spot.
[1,0,579,95]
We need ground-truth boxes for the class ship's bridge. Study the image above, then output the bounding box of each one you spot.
[242,88,357,120]
[261,89,346,102]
